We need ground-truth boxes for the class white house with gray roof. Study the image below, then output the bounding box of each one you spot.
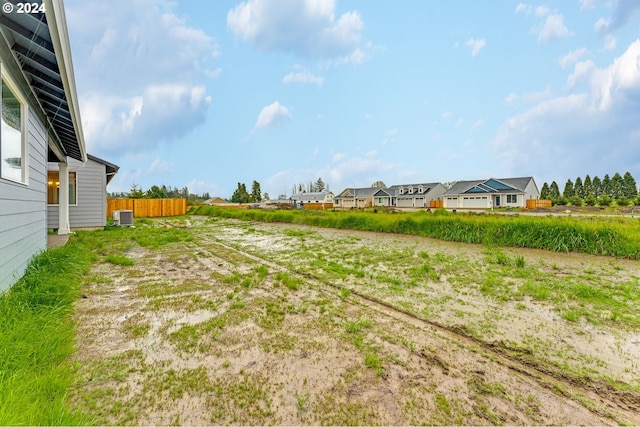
[373,182,447,208]
[290,191,334,207]
[443,177,539,209]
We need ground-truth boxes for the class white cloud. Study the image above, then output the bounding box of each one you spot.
[535,5,550,17]
[67,0,218,155]
[282,67,324,87]
[81,84,211,153]
[559,47,587,69]
[604,34,617,51]
[567,60,595,89]
[594,17,610,33]
[503,87,554,107]
[538,14,573,43]
[227,0,366,61]
[148,158,172,174]
[465,38,486,57]
[514,3,530,15]
[490,40,640,181]
[255,102,292,129]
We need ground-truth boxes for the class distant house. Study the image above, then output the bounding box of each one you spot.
[373,183,447,208]
[443,177,539,209]
[0,0,86,291]
[290,191,334,208]
[335,187,379,208]
[47,155,119,230]
[205,197,228,205]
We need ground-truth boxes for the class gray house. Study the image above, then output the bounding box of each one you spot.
[47,154,118,230]
[443,177,539,209]
[373,182,447,208]
[0,0,86,291]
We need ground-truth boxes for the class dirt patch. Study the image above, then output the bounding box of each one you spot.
[70,216,640,425]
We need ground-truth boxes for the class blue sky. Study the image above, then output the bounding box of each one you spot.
[65,0,640,199]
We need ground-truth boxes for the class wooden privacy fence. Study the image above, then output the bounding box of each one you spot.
[429,200,444,208]
[526,199,552,209]
[107,198,187,218]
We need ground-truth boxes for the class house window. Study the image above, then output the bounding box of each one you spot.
[47,171,77,205]
[507,194,518,203]
[1,69,26,183]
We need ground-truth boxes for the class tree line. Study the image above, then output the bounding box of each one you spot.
[540,172,639,206]
[109,184,210,204]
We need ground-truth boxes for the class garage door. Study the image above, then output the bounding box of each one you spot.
[462,196,487,208]
[444,197,458,208]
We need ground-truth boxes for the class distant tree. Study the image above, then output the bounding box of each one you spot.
[574,177,584,199]
[371,181,386,188]
[262,193,270,201]
[277,194,287,200]
[592,176,602,197]
[583,175,592,198]
[602,174,611,197]
[540,182,550,199]
[230,182,249,203]
[146,185,168,198]
[315,177,326,192]
[562,179,574,198]
[549,181,560,199]
[250,180,262,202]
[611,173,624,198]
[622,171,638,199]
[129,183,144,199]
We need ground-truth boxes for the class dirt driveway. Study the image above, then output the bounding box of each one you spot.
[71,216,640,425]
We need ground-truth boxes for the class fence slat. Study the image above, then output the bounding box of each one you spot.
[107,199,187,218]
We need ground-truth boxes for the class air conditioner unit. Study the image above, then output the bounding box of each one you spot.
[113,210,134,227]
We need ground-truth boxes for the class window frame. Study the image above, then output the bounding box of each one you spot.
[0,63,28,184]
[47,170,78,206]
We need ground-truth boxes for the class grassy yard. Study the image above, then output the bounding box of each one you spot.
[2,213,639,425]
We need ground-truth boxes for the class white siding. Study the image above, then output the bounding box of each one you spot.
[0,110,48,291]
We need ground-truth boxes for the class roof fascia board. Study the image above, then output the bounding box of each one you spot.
[44,0,86,162]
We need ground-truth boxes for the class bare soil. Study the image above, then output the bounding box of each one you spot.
[71,216,640,425]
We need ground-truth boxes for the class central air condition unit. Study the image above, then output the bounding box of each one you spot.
[112,209,134,227]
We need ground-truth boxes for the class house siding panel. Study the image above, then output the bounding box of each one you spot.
[0,110,48,291]
[47,157,107,229]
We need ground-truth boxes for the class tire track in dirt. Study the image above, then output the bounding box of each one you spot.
[200,234,640,425]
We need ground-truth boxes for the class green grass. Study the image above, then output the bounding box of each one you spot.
[0,245,93,425]
[191,206,640,259]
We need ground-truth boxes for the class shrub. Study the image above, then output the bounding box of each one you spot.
[552,196,568,206]
[598,195,612,206]
[584,195,597,206]
[568,196,583,207]
[615,196,631,207]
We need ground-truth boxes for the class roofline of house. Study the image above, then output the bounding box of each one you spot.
[44,0,87,162]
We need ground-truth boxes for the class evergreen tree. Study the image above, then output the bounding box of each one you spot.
[622,171,638,198]
[315,177,326,192]
[146,185,168,198]
[583,175,592,197]
[230,182,250,203]
[602,174,611,197]
[540,182,550,199]
[129,183,144,199]
[592,176,602,197]
[250,180,262,202]
[549,181,560,199]
[610,172,624,198]
[574,177,584,199]
[562,179,574,198]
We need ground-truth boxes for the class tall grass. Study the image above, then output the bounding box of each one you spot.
[191,206,640,259]
[0,245,93,425]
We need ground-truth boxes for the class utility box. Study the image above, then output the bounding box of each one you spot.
[112,210,134,227]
